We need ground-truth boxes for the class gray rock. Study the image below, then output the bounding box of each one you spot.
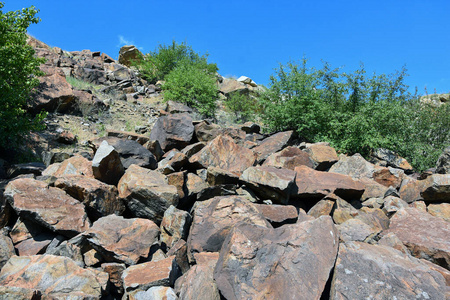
[436,146,450,174]
[92,140,125,185]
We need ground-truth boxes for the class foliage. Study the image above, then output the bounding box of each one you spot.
[162,60,218,117]
[224,92,261,123]
[260,58,449,171]
[0,2,46,151]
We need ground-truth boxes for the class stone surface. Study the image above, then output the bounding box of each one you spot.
[187,196,271,262]
[399,176,426,203]
[436,146,450,174]
[337,218,379,242]
[329,153,376,179]
[92,140,125,185]
[133,286,178,300]
[371,148,413,172]
[214,216,339,300]
[53,154,94,177]
[330,242,446,300]
[262,146,314,170]
[240,166,297,204]
[101,262,126,295]
[307,199,335,218]
[303,143,338,170]
[0,233,14,269]
[254,203,298,226]
[382,195,408,216]
[372,167,405,188]
[384,207,450,269]
[158,150,188,174]
[252,130,294,162]
[4,178,90,238]
[160,205,192,251]
[30,72,75,113]
[118,45,142,66]
[420,174,450,202]
[427,202,450,222]
[189,135,257,176]
[150,113,194,151]
[118,164,179,224]
[206,166,239,186]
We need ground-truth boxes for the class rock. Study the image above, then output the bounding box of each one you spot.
[132,286,178,300]
[206,167,239,186]
[185,173,209,200]
[160,205,192,251]
[410,200,427,211]
[294,165,365,201]
[262,146,314,170]
[307,199,335,218]
[330,242,446,300]
[118,45,142,67]
[436,146,450,174]
[118,164,179,224]
[420,174,450,202]
[166,239,190,275]
[0,233,14,269]
[101,262,126,296]
[237,75,257,86]
[194,121,223,143]
[56,130,76,144]
[55,175,125,220]
[360,178,389,200]
[371,148,413,173]
[427,203,450,222]
[4,178,90,238]
[382,195,408,216]
[214,216,339,300]
[92,140,125,185]
[122,256,180,297]
[218,77,249,97]
[167,171,187,199]
[144,140,165,161]
[0,255,106,299]
[187,196,271,263]
[166,100,193,114]
[180,142,205,158]
[303,143,338,170]
[337,218,379,242]
[150,113,194,151]
[240,166,297,204]
[240,122,260,134]
[252,131,294,163]
[53,154,94,177]
[399,176,426,203]
[6,162,46,179]
[45,240,84,267]
[377,232,409,254]
[372,167,405,188]
[189,135,257,176]
[383,207,450,269]
[329,153,375,179]
[158,150,188,174]
[78,215,159,265]
[254,203,298,226]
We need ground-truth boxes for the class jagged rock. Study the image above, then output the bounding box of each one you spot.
[10,219,54,256]
[167,171,187,199]
[237,75,257,86]
[337,218,379,242]
[329,153,375,179]
[0,233,14,269]
[185,173,209,199]
[436,146,450,174]
[166,100,193,114]
[294,165,365,200]
[382,195,408,216]
[194,121,222,143]
[0,255,106,299]
[160,205,192,251]
[106,130,150,145]
[254,203,298,226]
[55,175,125,220]
[118,45,142,67]
[240,166,297,204]
[372,167,405,188]
[180,142,205,158]
[371,148,413,173]
[101,262,126,296]
[6,162,46,179]
[158,150,188,174]
[4,178,90,238]
[145,139,165,161]
[263,146,314,170]
[427,203,450,222]
[252,130,294,163]
[187,196,271,263]
[214,216,339,300]
[360,178,389,200]
[166,239,190,274]
[399,176,426,203]
[410,200,427,211]
[189,135,257,176]
[150,113,194,151]
[77,214,159,265]
[92,140,125,185]
[377,232,409,254]
[45,240,84,267]
[117,164,179,224]
[303,143,338,170]
[218,77,249,97]
[383,207,450,269]
[206,166,239,186]
[307,199,335,218]
[132,286,178,300]
[420,174,450,202]
[53,154,94,177]
[330,242,446,300]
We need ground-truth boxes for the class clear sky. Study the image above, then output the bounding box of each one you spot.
[3,1,450,94]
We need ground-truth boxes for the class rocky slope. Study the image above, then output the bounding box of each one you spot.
[0,39,449,299]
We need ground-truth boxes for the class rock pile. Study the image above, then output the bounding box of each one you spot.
[0,105,449,299]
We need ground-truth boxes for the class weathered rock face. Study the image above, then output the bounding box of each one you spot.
[436,146,450,174]
[92,140,125,185]
[118,45,143,67]
[52,154,94,177]
[371,148,413,173]
[160,205,192,251]
[420,174,450,202]
[262,146,314,170]
[399,176,426,203]
[303,143,338,170]
[187,196,271,262]
[0,255,106,299]
[252,131,294,163]
[214,216,339,300]
[4,178,90,238]
[150,113,195,151]
[330,242,446,300]
[329,153,375,179]
[118,164,179,224]
[189,135,257,176]
[0,233,14,269]
[427,203,450,222]
[384,207,450,269]
[254,203,298,226]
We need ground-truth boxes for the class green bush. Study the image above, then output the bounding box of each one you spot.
[224,92,261,123]
[260,59,449,171]
[0,3,46,151]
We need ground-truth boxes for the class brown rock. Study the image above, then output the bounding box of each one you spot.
[330,242,446,300]
[56,130,76,145]
[185,173,209,199]
[118,45,142,67]
[206,166,239,186]
[308,199,335,218]
[167,171,187,199]
[158,150,188,174]
[360,178,389,200]
[194,121,222,143]
[420,174,450,202]
[150,113,194,151]
[303,143,338,170]
[252,130,294,162]
[101,262,126,295]
[53,154,94,177]
[263,146,314,170]
[372,167,405,188]
[4,178,90,238]
[189,135,257,176]
[166,239,190,274]
[427,202,450,222]
[214,216,339,300]
[410,200,427,211]
[92,140,125,185]
[0,233,14,269]
[254,203,298,226]
[160,205,192,251]
[399,176,426,203]
[180,141,205,158]
[378,232,409,254]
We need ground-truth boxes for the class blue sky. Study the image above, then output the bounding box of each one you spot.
[4,0,450,94]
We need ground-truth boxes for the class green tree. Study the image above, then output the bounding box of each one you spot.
[0,2,46,150]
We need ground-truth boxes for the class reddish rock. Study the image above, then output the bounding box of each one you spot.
[180,142,205,158]
[308,199,335,218]
[214,216,339,300]
[167,171,187,199]
[0,234,14,269]
[206,166,239,186]
[185,173,209,199]
[189,135,257,176]
[427,203,450,222]
[92,140,125,185]
[254,203,298,226]
[330,242,446,300]
[263,146,314,170]
[53,154,94,177]
[252,130,294,162]
[420,174,450,202]
[166,239,190,274]
[187,196,271,263]
[372,167,405,188]
[158,150,188,174]
[303,143,338,170]
[329,153,376,179]
[384,207,450,269]
[4,178,90,238]
[150,113,194,151]
[360,178,389,200]
[160,205,192,251]
[194,121,222,143]
[294,165,365,200]
[56,130,76,144]
[399,176,426,203]
[101,262,126,295]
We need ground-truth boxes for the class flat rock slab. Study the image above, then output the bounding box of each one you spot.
[79,214,160,265]
[303,143,338,170]
[214,216,339,300]
[187,196,271,262]
[383,207,450,269]
[262,146,314,170]
[189,135,257,176]
[150,113,194,151]
[254,203,298,226]
[252,130,294,162]
[52,154,94,177]
[4,178,90,238]
[420,174,450,202]
[331,242,446,300]
[0,255,105,299]
[329,153,375,180]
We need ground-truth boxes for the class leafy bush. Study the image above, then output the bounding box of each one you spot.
[260,58,449,171]
[224,92,261,123]
[0,3,46,151]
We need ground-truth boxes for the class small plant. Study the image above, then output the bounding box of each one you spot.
[224,92,261,122]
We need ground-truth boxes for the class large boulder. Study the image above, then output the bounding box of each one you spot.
[160,205,192,251]
[4,178,90,238]
[52,154,94,178]
[330,242,447,300]
[214,216,339,300]
[371,148,413,173]
[118,45,143,67]
[252,131,294,163]
[420,174,450,202]
[436,146,450,174]
[329,154,375,180]
[262,146,314,170]
[303,143,338,170]
[92,140,125,185]
[150,113,195,151]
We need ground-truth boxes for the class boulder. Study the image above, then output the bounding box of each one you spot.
[166,100,193,114]
[399,176,426,203]
[118,45,142,67]
[262,146,314,170]
[4,178,90,238]
[254,203,298,226]
[189,135,257,176]
[160,205,192,251]
[382,195,408,216]
[158,150,188,174]
[214,216,339,300]
[337,218,379,242]
[132,287,178,300]
[303,143,338,170]
[150,113,194,151]
[6,162,45,179]
[101,262,126,296]
[10,219,54,256]
[371,148,413,173]
[218,77,249,97]
[194,121,222,143]
[329,153,375,179]
[307,199,335,218]
[206,166,239,186]
[53,154,94,177]
[436,146,450,174]
[117,164,179,224]
[330,242,446,300]
[92,140,125,185]
[252,131,294,163]
[187,196,271,263]
[420,174,450,202]
[372,167,405,189]
[0,233,14,269]
[427,203,450,222]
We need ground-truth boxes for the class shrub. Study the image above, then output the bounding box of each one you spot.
[0,3,46,151]
[224,92,261,123]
